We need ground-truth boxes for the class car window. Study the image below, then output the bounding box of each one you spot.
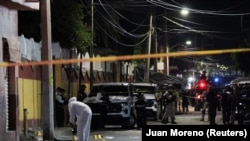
[89,85,129,97]
[88,86,102,97]
[134,86,156,94]
[240,87,250,98]
[105,86,129,96]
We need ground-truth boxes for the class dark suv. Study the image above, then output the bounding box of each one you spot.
[234,81,250,124]
[83,82,136,128]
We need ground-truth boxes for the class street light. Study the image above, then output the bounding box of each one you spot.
[166,40,192,75]
[180,8,189,16]
[165,8,190,76]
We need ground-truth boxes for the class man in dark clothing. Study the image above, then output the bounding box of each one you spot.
[180,89,189,113]
[77,84,87,102]
[230,83,241,125]
[97,90,110,129]
[221,85,232,125]
[206,86,218,125]
[135,92,147,129]
[55,87,67,127]
[162,86,177,124]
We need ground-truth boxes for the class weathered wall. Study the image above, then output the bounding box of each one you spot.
[0,6,18,141]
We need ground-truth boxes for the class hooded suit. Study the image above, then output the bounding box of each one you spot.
[68,97,92,141]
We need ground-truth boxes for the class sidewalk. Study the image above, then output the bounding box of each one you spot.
[20,126,73,141]
[20,105,220,141]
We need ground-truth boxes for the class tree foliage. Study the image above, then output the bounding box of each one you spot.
[51,0,91,53]
[231,35,250,76]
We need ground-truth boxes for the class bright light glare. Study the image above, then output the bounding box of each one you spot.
[181,9,189,16]
[186,40,192,45]
[214,77,219,82]
[188,76,194,82]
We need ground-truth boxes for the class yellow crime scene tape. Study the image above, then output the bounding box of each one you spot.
[0,48,250,67]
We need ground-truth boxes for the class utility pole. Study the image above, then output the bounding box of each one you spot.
[165,10,169,76]
[166,45,169,75]
[90,0,94,89]
[154,30,158,72]
[145,14,153,82]
[40,0,54,140]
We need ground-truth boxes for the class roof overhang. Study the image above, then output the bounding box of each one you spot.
[0,0,39,11]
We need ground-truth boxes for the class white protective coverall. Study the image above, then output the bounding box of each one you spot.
[68,97,92,141]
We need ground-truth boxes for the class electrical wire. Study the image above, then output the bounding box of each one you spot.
[95,22,150,47]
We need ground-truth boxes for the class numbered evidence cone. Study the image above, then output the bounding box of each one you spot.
[35,130,43,141]
[73,135,78,141]
[93,134,105,140]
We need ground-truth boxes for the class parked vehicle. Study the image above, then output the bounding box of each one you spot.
[132,82,158,120]
[83,82,136,129]
[234,80,250,124]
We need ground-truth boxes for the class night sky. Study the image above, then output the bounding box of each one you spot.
[83,0,250,70]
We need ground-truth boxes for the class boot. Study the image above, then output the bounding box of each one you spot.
[162,118,169,124]
[200,110,205,121]
[200,114,205,121]
[171,118,177,124]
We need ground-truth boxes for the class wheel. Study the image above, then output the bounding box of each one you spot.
[122,112,136,129]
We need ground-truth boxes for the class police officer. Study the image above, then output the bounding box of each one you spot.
[200,87,209,121]
[77,84,87,102]
[55,87,67,127]
[135,92,147,129]
[99,89,110,129]
[180,89,189,113]
[221,85,232,125]
[206,86,218,125]
[162,85,177,124]
[155,86,163,121]
[230,83,241,125]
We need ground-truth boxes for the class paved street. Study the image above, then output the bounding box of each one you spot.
[53,107,223,141]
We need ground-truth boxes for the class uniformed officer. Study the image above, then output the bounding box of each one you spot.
[55,87,67,127]
[162,85,177,124]
[155,86,163,121]
[135,92,147,129]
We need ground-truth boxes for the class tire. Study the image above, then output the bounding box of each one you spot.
[122,112,136,129]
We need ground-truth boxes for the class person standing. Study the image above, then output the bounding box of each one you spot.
[77,84,87,102]
[200,88,209,121]
[155,86,163,121]
[98,89,110,129]
[135,92,147,129]
[206,86,218,125]
[55,87,67,127]
[180,89,189,113]
[161,85,177,124]
[221,85,232,125]
[68,97,92,141]
[230,83,241,125]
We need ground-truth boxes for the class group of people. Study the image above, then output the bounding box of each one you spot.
[199,85,218,125]
[198,82,243,125]
[155,84,187,124]
[55,84,92,141]
[197,70,243,125]
[196,70,221,125]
